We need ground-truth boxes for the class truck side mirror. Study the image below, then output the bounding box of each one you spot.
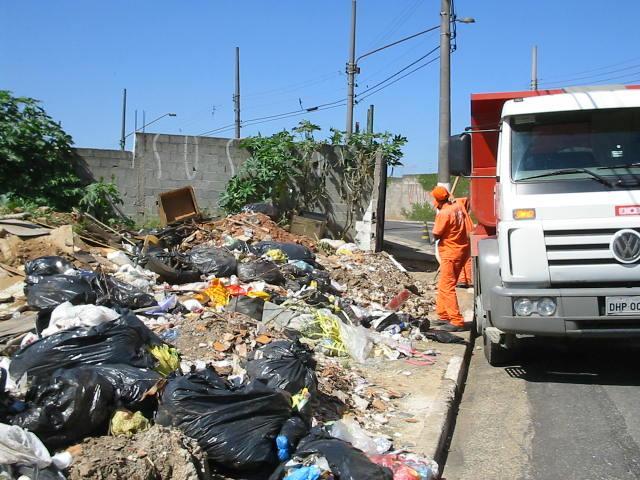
[449,133,471,176]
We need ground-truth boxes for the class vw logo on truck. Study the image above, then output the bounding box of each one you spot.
[611,229,640,264]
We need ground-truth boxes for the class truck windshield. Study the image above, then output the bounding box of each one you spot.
[511,107,640,182]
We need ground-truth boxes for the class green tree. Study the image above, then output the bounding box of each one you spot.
[0,90,82,210]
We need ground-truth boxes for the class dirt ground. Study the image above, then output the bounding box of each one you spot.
[67,425,209,480]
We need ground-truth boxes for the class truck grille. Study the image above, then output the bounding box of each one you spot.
[544,228,636,266]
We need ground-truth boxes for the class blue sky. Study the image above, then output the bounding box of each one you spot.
[2,0,640,175]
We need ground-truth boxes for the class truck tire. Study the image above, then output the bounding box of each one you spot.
[483,332,515,367]
[474,290,486,336]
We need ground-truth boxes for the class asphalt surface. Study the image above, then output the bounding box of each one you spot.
[444,336,640,480]
[384,220,434,247]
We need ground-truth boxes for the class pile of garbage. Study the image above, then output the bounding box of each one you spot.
[0,210,447,480]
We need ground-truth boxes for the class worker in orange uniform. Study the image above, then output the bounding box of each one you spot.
[455,197,474,288]
[431,186,471,332]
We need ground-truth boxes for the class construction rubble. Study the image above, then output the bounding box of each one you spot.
[0,209,464,480]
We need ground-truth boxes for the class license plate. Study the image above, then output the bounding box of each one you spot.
[605,296,640,316]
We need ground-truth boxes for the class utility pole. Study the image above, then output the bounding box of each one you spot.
[119,88,127,150]
[134,110,138,134]
[531,45,538,90]
[346,0,357,135]
[142,110,146,133]
[437,0,451,188]
[234,46,241,139]
[366,104,375,134]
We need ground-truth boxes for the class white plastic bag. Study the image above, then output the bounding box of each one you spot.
[114,264,157,292]
[0,423,52,468]
[339,321,373,363]
[41,301,120,337]
[330,417,390,455]
[107,250,133,266]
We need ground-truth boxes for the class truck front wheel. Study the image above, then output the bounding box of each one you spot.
[483,330,516,367]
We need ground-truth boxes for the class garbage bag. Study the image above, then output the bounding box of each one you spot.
[94,274,157,310]
[226,296,265,321]
[237,259,285,285]
[41,301,120,338]
[269,428,393,480]
[246,340,317,396]
[143,251,202,284]
[1,464,66,480]
[423,329,466,344]
[24,256,75,277]
[90,364,162,409]
[9,312,161,383]
[276,416,309,461]
[156,368,294,472]
[188,245,237,277]
[253,242,315,262]
[330,417,389,455]
[11,368,116,449]
[0,423,52,468]
[242,202,279,219]
[25,274,96,312]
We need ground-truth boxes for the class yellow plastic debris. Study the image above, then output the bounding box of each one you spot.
[110,409,150,436]
[265,249,288,263]
[194,279,230,308]
[149,344,181,376]
[291,387,311,412]
[247,290,271,301]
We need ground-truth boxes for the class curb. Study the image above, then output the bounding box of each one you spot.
[419,333,475,476]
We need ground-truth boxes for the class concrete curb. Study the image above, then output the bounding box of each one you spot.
[419,334,475,476]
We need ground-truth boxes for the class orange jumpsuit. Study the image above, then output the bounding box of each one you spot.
[455,198,474,286]
[433,201,471,327]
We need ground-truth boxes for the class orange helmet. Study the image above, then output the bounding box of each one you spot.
[431,186,450,206]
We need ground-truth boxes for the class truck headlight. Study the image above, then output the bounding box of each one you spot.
[537,297,557,316]
[514,298,534,316]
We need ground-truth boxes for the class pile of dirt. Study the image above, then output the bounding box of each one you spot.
[67,425,209,480]
[212,212,316,249]
[318,252,435,318]
[174,310,284,365]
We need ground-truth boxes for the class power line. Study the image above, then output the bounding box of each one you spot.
[541,67,640,88]
[539,56,640,83]
[538,62,640,87]
[365,0,425,51]
[356,55,440,103]
[356,45,439,97]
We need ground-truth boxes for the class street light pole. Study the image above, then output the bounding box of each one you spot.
[120,88,127,150]
[346,0,357,135]
[123,112,176,141]
[437,0,451,189]
[234,46,241,139]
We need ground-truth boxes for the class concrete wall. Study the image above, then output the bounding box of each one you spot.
[73,133,375,241]
[385,175,433,220]
[74,134,248,219]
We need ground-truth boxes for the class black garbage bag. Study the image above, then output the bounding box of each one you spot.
[24,256,75,276]
[94,274,157,310]
[9,312,161,382]
[11,368,116,449]
[246,340,317,396]
[25,274,96,312]
[276,416,309,461]
[225,296,264,321]
[242,202,279,219]
[237,259,285,285]
[143,250,202,284]
[90,364,163,409]
[423,329,466,344]
[268,428,393,480]
[253,241,315,262]
[188,245,237,277]
[156,369,294,472]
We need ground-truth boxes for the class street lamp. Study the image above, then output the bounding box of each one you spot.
[345,23,441,135]
[123,112,177,142]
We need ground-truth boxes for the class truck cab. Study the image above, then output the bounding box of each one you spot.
[452,86,640,365]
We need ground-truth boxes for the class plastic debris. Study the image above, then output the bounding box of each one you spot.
[110,409,150,436]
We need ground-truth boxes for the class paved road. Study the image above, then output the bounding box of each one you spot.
[444,337,640,480]
[384,220,434,248]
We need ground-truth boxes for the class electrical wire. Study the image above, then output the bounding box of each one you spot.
[356,45,439,97]
[365,0,425,52]
[242,71,342,99]
[538,56,640,83]
[538,62,640,87]
[356,55,439,103]
[198,102,345,137]
[540,68,640,88]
